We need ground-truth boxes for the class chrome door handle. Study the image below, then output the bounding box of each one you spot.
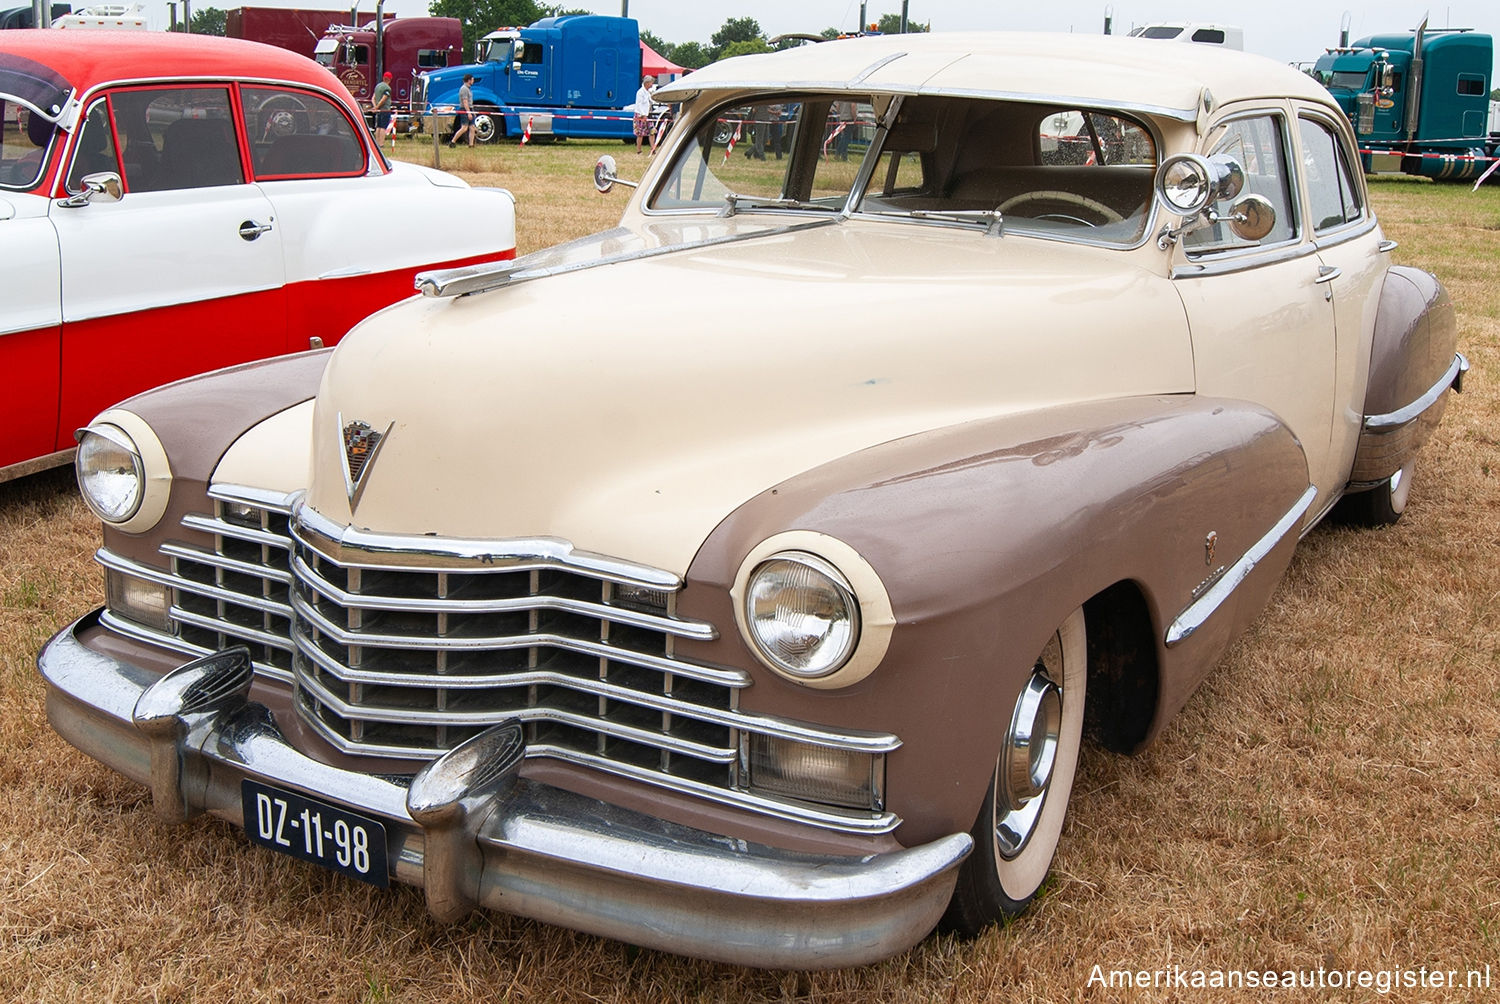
[238,220,273,241]
[1378,239,1399,253]
[1315,264,1341,301]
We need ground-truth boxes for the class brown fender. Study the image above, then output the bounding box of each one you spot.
[678,395,1310,847]
[95,349,330,568]
[1350,266,1461,487]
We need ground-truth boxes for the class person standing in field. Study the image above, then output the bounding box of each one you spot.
[451,74,476,148]
[632,74,656,155]
[372,71,393,147]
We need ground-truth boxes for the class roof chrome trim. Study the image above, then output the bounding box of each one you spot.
[1165,484,1317,647]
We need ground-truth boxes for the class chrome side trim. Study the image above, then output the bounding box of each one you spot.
[294,502,685,589]
[1170,241,1318,279]
[1310,216,1378,250]
[415,217,839,299]
[1363,353,1469,430]
[41,614,956,968]
[1165,484,1317,647]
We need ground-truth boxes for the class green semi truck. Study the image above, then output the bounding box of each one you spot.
[1310,18,1496,181]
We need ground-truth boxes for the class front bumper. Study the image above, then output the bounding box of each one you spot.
[38,611,971,969]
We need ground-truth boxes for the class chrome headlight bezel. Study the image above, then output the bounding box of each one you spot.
[76,423,144,523]
[743,551,860,680]
[730,531,895,690]
[75,410,172,534]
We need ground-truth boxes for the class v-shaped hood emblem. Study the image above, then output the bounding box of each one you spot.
[339,414,393,512]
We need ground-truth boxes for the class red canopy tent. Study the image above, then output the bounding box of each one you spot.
[640,40,686,83]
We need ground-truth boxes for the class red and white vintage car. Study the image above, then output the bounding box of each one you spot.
[0,30,515,481]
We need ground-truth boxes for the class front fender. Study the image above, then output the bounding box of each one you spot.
[96,349,331,569]
[677,395,1310,846]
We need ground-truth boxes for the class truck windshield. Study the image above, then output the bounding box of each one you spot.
[313,39,337,67]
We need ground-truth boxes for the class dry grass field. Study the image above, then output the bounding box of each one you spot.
[1,138,1497,1002]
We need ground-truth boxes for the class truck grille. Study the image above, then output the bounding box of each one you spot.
[99,487,898,832]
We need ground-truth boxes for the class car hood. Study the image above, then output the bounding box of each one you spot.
[299,217,1192,576]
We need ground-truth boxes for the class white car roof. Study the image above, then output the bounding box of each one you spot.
[656,31,1332,122]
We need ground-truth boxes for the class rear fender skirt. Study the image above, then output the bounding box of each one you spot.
[678,395,1310,846]
[1351,266,1462,486]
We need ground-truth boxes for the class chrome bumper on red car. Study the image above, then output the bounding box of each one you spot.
[38,611,970,969]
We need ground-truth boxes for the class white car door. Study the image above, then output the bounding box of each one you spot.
[0,189,63,470]
[48,85,287,440]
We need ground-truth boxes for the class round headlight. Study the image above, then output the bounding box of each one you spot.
[77,424,144,523]
[744,552,860,679]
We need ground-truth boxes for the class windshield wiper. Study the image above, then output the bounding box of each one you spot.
[863,207,1005,236]
[718,192,837,218]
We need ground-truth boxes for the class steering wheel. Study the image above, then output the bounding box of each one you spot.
[997,190,1123,226]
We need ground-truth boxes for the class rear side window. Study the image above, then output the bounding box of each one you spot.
[1298,117,1363,232]
[244,87,366,179]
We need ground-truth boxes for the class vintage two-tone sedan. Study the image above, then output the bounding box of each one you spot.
[39,33,1465,968]
[0,30,515,482]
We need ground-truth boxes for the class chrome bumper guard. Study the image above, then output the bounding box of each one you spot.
[39,612,971,969]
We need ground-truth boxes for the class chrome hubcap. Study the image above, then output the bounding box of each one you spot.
[995,658,1063,859]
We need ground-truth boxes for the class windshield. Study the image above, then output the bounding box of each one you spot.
[649,93,1158,246]
[652,98,870,213]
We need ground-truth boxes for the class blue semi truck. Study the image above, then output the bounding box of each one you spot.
[414,14,641,142]
[1310,18,1496,180]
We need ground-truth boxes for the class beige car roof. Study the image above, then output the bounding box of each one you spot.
[655,31,1335,122]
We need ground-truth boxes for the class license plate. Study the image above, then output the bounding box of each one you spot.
[241,779,389,888]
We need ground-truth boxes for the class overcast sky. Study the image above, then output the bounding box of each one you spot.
[149,1,1499,70]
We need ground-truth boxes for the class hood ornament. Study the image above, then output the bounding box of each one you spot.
[339,414,393,512]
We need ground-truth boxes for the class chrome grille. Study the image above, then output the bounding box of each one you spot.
[99,488,899,832]
[289,519,746,789]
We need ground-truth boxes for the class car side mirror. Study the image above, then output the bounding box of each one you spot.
[592,154,638,194]
[1224,194,1277,243]
[58,171,123,209]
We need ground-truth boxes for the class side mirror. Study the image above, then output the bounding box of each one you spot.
[1224,194,1277,243]
[58,171,123,209]
[592,154,638,194]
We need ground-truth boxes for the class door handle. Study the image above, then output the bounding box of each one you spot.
[1315,264,1340,301]
[238,220,273,241]
[1378,239,1399,253]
